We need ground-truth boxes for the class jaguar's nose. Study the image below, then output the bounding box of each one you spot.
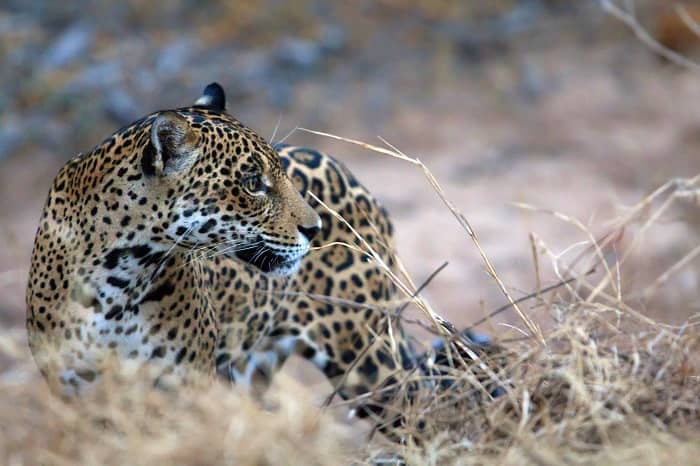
[298,222,321,241]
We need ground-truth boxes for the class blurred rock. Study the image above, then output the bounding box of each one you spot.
[40,23,93,71]
[516,61,548,102]
[133,69,158,95]
[234,50,274,94]
[265,79,292,109]
[65,62,122,92]
[442,1,546,62]
[156,38,197,76]
[105,88,141,125]
[365,77,389,129]
[0,121,24,162]
[29,114,70,150]
[500,0,545,38]
[275,38,322,71]
[318,25,347,53]
[215,49,298,108]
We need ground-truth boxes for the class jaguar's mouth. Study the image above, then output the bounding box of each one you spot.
[233,238,303,276]
[265,257,303,277]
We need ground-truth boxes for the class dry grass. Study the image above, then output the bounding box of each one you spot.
[0,330,358,466]
[2,136,700,465]
[324,134,700,464]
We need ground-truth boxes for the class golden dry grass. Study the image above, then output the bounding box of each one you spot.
[3,298,699,465]
[2,137,700,465]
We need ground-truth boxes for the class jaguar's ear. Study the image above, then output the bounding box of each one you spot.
[145,111,199,176]
[194,82,226,111]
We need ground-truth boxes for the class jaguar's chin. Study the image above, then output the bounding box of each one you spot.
[266,258,302,277]
[233,242,304,277]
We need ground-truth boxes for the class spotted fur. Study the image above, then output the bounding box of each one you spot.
[27,82,413,395]
[26,84,501,439]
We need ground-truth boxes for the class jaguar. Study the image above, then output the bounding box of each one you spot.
[26,83,501,439]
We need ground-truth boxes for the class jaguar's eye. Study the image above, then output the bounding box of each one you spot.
[243,174,267,194]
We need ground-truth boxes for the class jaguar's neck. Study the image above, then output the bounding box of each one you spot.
[70,242,176,317]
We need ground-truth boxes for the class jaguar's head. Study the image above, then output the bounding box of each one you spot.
[141,83,321,276]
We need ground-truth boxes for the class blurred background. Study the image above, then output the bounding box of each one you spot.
[1,0,700,348]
